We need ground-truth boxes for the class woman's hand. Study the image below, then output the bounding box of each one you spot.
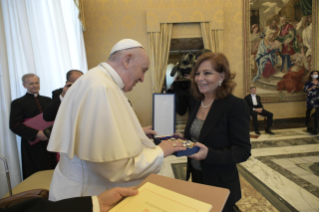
[188,142,208,161]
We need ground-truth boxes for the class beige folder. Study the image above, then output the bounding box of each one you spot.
[137,174,230,212]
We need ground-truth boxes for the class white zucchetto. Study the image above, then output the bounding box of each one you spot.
[110,39,143,55]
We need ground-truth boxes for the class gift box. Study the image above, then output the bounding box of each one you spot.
[154,135,200,157]
[152,93,199,157]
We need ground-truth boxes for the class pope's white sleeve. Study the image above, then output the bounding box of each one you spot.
[84,145,164,182]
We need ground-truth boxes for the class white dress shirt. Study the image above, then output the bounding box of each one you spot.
[251,94,258,106]
[92,196,99,212]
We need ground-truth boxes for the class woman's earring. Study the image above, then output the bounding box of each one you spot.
[219,81,222,86]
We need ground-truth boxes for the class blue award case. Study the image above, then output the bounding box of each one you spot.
[152,93,199,157]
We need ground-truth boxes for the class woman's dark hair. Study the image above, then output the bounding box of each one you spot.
[309,70,319,81]
[190,52,236,100]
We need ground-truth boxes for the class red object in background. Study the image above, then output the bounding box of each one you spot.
[23,113,54,146]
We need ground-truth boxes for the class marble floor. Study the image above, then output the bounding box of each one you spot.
[158,128,319,212]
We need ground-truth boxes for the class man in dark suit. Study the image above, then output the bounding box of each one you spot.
[9,74,57,179]
[43,70,83,121]
[0,187,137,212]
[52,70,83,100]
[245,86,274,135]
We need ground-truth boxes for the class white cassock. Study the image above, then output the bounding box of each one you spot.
[47,62,164,201]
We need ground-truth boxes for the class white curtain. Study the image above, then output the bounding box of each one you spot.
[200,22,223,52]
[0,0,88,197]
[2,0,88,99]
[0,2,21,198]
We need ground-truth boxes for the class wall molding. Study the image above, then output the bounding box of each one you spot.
[146,7,223,32]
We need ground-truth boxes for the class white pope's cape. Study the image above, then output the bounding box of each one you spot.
[47,63,163,201]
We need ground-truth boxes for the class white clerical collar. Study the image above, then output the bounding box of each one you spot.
[99,62,125,90]
[27,92,38,97]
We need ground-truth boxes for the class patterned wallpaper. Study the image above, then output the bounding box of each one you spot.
[83,0,306,126]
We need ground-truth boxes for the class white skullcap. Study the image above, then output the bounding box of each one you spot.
[110,39,143,55]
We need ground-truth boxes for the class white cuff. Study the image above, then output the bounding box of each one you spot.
[92,196,100,212]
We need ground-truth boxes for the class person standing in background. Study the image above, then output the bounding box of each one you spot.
[9,73,57,179]
[304,70,319,134]
[43,70,83,121]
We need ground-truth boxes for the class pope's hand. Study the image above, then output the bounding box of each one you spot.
[142,126,157,138]
[158,140,186,157]
[98,187,138,212]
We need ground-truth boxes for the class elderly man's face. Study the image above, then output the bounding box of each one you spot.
[123,49,149,92]
[23,76,40,94]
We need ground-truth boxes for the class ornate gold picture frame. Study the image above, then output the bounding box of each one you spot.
[244,0,317,102]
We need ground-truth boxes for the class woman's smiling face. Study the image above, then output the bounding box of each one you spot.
[195,60,224,97]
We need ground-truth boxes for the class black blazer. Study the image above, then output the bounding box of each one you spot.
[43,97,61,121]
[52,88,63,100]
[244,94,263,111]
[0,197,92,212]
[43,88,63,121]
[184,94,251,205]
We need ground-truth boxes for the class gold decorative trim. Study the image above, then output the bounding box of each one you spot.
[313,0,317,70]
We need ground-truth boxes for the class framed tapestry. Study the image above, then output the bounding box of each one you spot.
[244,0,317,102]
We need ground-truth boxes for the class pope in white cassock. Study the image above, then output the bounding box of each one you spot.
[47,39,185,201]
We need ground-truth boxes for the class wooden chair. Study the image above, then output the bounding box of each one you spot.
[0,189,49,209]
[0,170,54,209]
[2,170,54,199]
[250,114,267,131]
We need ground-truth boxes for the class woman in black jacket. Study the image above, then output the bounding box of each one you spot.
[178,52,251,212]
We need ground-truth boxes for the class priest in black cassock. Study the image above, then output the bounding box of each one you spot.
[9,73,57,179]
